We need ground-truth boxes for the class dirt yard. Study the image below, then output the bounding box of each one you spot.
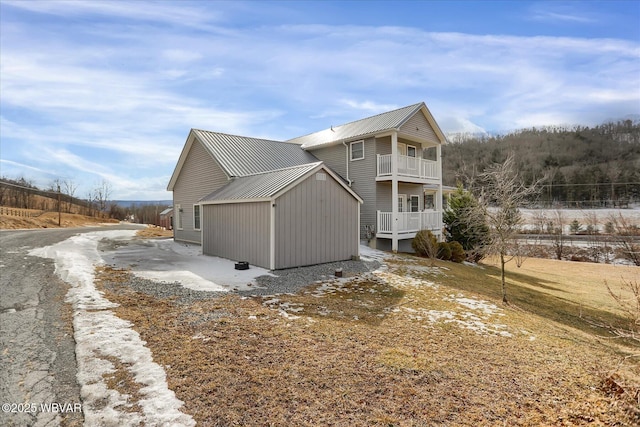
[96,253,639,426]
[134,225,173,239]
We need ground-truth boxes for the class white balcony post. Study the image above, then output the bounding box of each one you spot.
[436,144,443,239]
[391,132,399,252]
[436,144,442,182]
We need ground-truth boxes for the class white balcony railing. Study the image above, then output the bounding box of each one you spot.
[377,154,439,180]
[377,210,442,235]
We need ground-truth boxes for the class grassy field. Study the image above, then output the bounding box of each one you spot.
[96,254,639,426]
[483,256,639,318]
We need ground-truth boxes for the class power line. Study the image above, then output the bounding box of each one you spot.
[541,182,640,188]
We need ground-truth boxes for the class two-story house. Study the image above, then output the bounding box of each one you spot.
[288,102,447,253]
[167,102,447,268]
[167,130,363,270]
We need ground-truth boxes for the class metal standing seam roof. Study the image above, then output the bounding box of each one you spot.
[198,162,324,203]
[193,129,319,177]
[286,102,425,149]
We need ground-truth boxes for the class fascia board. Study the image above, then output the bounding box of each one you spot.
[167,130,231,191]
[200,197,272,205]
[420,105,448,144]
[167,131,196,191]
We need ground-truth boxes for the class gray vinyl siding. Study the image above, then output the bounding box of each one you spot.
[173,138,229,243]
[310,137,377,239]
[202,202,270,268]
[398,138,424,156]
[274,172,359,269]
[308,145,347,178]
[375,182,423,212]
[399,111,440,145]
[376,182,392,212]
[376,136,392,155]
[347,137,377,239]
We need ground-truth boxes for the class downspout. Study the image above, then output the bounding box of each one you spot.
[342,141,352,186]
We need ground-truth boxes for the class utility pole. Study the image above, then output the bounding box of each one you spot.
[57,184,61,226]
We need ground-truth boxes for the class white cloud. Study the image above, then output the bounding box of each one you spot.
[161,49,203,63]
[1,3,638,198]
[2,0,220,28]
[528,2,596,24]
[340,99,399,113]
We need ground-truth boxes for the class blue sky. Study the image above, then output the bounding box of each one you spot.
[1,0,639,200]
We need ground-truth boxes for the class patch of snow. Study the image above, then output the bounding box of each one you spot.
[278,309,300,319]
[192,332,211,342]
[446,296,501,316]
[29,230,195,427]
[102,238,275,292]
[359,243,390,263]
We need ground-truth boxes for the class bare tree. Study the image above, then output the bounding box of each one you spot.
[549,210,566,260]
[604,278,640,348]
[583,211,602,263]
[63,179,78,213]
[607,213,640,266]
[93,180,112,215]
[473,153,545,304]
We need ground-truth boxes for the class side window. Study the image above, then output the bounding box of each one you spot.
[193,205,201,230]
[407,145,417,158]
[350,140,364,161]
[175,204,183,230]
[424,195,435,210]
[410,195,419,212]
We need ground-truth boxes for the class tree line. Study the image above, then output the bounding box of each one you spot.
[0,177,169,225]
[442,120,640,207]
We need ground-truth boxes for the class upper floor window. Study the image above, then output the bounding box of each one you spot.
[407,145,417,158]
[350,140,364,161]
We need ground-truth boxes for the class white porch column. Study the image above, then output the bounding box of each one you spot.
[436,144,443,211]
[391,132,399,252]
[436,144,443,240]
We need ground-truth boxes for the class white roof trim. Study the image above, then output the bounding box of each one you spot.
[271,163,363,204]
[167,130,231,191]
[200,197,272,205]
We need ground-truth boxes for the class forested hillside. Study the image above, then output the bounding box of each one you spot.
[442,120,640,207]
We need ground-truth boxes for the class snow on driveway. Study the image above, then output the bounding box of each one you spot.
[102,237,274,292]
[29,229,280,425]
[30,230,198,426]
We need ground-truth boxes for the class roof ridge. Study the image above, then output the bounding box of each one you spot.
[192,128,286,144]
[287,102,424,141]
[333,102,423,129]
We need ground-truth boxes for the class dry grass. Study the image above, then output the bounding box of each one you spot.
[483,256,640,317]
[0,211,118,229]
[135,225,173,239]
[95,257,639,426]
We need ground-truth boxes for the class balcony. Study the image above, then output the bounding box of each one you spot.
[376,210,443,239]
[377,154,440,182]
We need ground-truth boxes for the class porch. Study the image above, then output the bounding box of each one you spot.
[376,154,440,181]
[376,210,443,239]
